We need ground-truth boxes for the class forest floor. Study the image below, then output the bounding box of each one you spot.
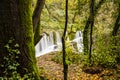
[37,52,120,80]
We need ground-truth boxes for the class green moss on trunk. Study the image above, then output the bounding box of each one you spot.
[0,0,40,79]
[18,0,40,79]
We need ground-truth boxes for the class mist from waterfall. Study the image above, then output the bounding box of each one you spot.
[35,31,83,57]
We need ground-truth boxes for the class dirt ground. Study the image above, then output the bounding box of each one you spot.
[37,52,120,80]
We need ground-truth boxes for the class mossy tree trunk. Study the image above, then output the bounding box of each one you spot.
[89,0,95,64]
[0,0,40,79]
[112,4,120,36]
[112,3,120,63]
[33,0,45,45]
[83,0,104,54]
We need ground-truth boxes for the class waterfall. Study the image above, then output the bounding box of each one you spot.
[48,32,54,46]
[35,31,61,57]
[73,31,83,52]
[56,31,61,45]
[35,31,83,57]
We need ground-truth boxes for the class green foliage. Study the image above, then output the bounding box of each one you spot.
[95,36,117,67]
[91,53,116,68]
[65,47,81,65]
[1,39,20,78]
[52,46,83,65]
[82,35,117,68]
[0,39,21,79]
[52,51,63,64]
[41,0,84,31]
[0,39,35,80]
[23,73,35,80]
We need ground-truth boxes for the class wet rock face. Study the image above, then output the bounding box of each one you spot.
[54,45,58,49]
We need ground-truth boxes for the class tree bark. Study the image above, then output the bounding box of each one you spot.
[112,4,120,36]
[32,0,45,33]
[89,0,95,64]
[33,0,45,45]
[112,3,120,63]
[0,0,40,79]
[62,0,68,80]
[0,0,18,75]
[83,0,104,54]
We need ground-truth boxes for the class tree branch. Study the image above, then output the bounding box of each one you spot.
[32,0,45,45]
[32,0,45,33]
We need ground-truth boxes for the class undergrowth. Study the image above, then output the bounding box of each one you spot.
[52,44,117,69]
[0,39,35,80]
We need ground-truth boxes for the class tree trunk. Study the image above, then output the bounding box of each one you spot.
[112,4,120,36]
[83,0,104,54]
[0,0,40,79]
[62,0,68,80]
[83,17,91,54]
[89,0,95,64]
[112,3,120,63]
[33,0,45,45]
[32,0,45,33]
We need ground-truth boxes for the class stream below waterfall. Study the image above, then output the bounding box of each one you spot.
[35,31,83,57]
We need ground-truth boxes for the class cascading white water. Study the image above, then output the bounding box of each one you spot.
[35,32,54,57]
[73,31,83,52]
[56,31,61,45]
[35,31,83,57]
[47,32,54,48]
